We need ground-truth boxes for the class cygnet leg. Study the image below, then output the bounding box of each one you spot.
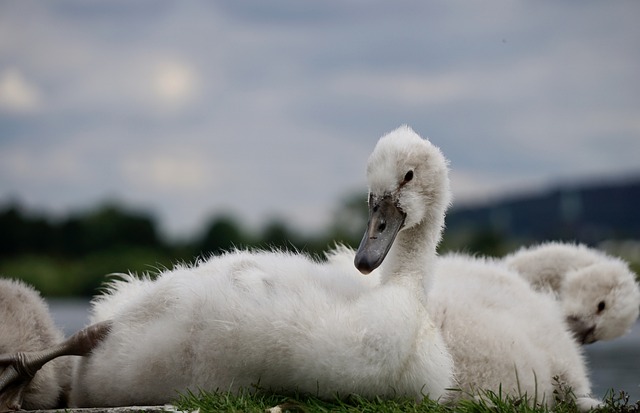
[0,320,111,412]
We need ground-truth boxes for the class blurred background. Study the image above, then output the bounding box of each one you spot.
[1,0,639,402]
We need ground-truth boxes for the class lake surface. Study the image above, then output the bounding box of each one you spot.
[47,299,640,403]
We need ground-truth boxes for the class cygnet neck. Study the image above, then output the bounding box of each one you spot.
[379,214,443,302]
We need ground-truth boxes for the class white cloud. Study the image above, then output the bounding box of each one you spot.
[0,68,42,113]
[1,2,639,239]
[327,54,569,110]
[36,53,205,118]
[120,148,216,193]
[329,71,469,106]
[151,58,200,109]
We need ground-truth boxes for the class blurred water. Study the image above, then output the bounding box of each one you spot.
[47,298,92,336]
[584,320,640,402]
[47,300,640,403]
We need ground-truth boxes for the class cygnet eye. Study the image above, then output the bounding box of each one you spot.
[403,170,414,183]
[597,301,606,313]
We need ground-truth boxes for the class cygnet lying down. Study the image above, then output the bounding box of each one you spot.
[0,279,109,412]
[0,279,70,411]
[427,254,599,411]
[504,242,640,344]
[325,246,601,411]
[1,125,455,409]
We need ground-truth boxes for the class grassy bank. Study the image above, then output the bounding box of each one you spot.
[173,388,640,413]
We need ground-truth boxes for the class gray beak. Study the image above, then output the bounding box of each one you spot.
[566,316,597,345]
[354,195,406,274]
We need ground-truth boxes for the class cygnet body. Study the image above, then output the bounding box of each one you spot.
[68,126,454,407]
[504,242,640,344]
[428,254,599,410]
[0,279,70,411]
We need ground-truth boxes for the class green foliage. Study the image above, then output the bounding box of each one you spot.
[599,390,640,413]
[0,202,163,258]
[194,214,252,256]
[0,200,362,297]
[172,387,640,413]
[632,263,640,283]
[0,247,178,297]
[174,389,449,413]
[2,193,638,297]
[329,193,369,248]
[439,228,512,258]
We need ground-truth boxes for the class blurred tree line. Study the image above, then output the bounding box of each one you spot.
[2,176,639,297]
[0,196,371,297]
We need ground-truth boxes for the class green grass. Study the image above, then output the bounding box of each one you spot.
[173,388,640,413]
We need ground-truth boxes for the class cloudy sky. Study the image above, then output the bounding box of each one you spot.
[1,1,639,239]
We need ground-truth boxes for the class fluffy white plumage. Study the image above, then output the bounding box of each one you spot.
[68,125,455,407]
[428,254,599,410]
[327,246,601,410]
[504,242,640,344]
[0,279,70,410]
